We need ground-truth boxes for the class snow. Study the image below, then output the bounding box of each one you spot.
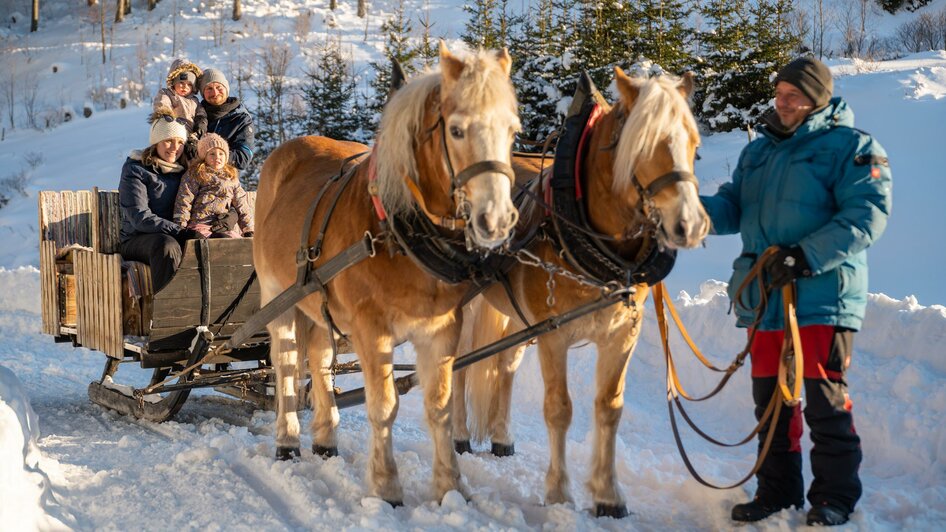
[1,1,945,530]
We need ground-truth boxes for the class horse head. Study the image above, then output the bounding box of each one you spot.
[610,67,709,250]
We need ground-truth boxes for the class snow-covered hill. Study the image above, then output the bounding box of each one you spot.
[2,1,946,530]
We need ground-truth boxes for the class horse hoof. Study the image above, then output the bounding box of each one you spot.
[595,503,629,519]
[312,444,338,458]
[491,442,515,457]
[275,446,301,461]
[455,440,473,454]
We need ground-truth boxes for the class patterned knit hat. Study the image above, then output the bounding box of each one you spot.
[166,58,202,90]
[148,107,188,146]
[197,133,230,161]
[198,68,230,97]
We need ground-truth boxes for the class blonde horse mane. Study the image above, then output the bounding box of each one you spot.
[612,75,700,194]
[374,49,518,214]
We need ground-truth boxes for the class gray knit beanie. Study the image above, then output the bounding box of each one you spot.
[774,56,834,110]
[198,68,230,97]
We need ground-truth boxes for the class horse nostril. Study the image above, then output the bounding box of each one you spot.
[676,219,689,239]
[477,212,496,234]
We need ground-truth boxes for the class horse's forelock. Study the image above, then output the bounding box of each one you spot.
[375,50,517,214]
[612,75,699,193]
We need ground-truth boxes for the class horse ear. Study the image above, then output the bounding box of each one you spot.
[614,66,640,107]
[679,71,695,99]
[496,47,512,76]
[390,59,407,96]
[439,40,465,82]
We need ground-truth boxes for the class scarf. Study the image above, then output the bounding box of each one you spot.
[202,97,242,121]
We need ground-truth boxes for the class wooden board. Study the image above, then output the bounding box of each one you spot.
[39,241,60,336]
[74,250,123,358]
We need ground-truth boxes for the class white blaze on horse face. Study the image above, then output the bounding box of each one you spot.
[447,111,520,249]
[658,124,709,249]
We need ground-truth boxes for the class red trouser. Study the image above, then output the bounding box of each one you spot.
[748,325,862,513]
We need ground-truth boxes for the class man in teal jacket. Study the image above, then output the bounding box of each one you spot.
[701,57,892,526]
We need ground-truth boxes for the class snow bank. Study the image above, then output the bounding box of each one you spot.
[0,366,67,531]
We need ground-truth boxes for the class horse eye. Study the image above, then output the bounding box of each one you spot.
[450,126,464,139]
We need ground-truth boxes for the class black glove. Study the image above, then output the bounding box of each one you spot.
[177,228,206,241]
[209,232,229,239]
[765,245,812,289]
[242,231,254,238]
[209,211,237,234]
[184,138,199,162]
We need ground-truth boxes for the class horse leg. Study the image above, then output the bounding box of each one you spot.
[267,308,302,460]
[538,335,573,505]
[304,316,339,458]
[414,317,463,501]
[586,310,642,519]
[487,343,525,457]
[351,324,402,506]
[451,304,474,454]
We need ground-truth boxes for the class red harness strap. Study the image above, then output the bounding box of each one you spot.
[543,103,605,209]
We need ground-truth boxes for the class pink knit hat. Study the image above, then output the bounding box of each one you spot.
[197,133,229,161]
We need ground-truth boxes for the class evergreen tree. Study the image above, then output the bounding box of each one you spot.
[300,38,364,141]
[462,0,501,49]
[417,1,438,68]
[367,0,419,130]
[510,0,582,147]
[696,0,762,132]
[633,0,695,73]
[575,0,639,88]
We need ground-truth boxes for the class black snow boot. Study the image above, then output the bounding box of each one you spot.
[731,497,802,523]
[807,503,850,526]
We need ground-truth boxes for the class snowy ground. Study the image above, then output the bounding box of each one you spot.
[2,1,946,531]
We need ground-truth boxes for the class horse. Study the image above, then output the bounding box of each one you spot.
[252,44,521,506]
[452,68,709,517]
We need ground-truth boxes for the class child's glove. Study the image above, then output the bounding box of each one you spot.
[184,138,199,162]
[242,231,254,238]
[177,228,206,241]
[209,211,237,234]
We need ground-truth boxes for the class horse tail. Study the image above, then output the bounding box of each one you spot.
[463,297,513,443]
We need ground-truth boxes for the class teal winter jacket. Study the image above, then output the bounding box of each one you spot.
[700,97,892,331]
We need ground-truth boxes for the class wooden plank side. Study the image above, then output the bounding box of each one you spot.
[106,254,122,358]
[75,251,86,347]
[91,187,100,253]
[93,253,104,353]
[39,241,59,335]
[77,190,92,248]
[206,238,254,267]
[97,190,121,254]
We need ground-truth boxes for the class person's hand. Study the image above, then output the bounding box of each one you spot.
[178,228,206,241]
[184,138,198,162]
[210,212,236,234]
[765,245,812,289]
[242,231,254,238]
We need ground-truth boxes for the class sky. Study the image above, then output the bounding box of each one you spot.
[1,1,945,531]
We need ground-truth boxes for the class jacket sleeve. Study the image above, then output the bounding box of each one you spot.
[174,173,199,227]
[228,109,256,170]
[232,185,254,233]
[119,163,182,236]
[798,135,893,275]
[699,150,747,236]
[192,103,207,138]
[152,89,172,113]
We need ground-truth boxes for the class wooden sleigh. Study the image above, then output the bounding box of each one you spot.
[38,188,273,421]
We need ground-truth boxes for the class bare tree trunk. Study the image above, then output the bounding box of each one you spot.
[233,0,242,21]
[100,1,107,63]
[88,0,97,6]
[330,0,337,10]
[31,0,39,32]
[115,0,124,23]
[358,0,366,18]
[148,0,156,10]
[124,0,131,16]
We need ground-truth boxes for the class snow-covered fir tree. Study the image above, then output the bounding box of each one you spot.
[367,0,419,130]
[632,0,695,74]
[300,38,365,142]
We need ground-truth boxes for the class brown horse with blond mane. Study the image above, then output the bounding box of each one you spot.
[253,44,521,506]
[452,68,709,517]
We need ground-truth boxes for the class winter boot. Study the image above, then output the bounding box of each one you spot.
[807,503,850,526]
[731,497,802,522]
